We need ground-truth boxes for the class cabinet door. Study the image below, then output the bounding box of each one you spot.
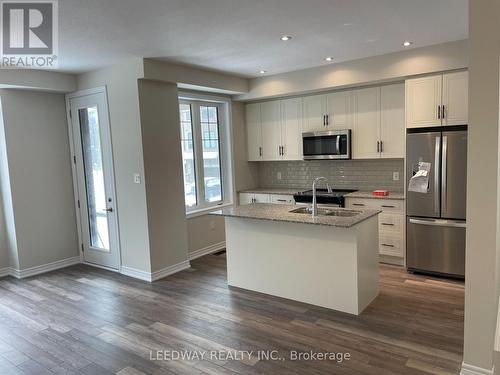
[281,97,303,160]
[326,91,351,129]
[246,103,262,161]
[380,84,405,158]
[442,71,468,126]
[405,75,442,128]
[253,193,270,203]
[261,101,282,160]
[302,94,327,132]
[239,193,254,205]
[352,87,381,159]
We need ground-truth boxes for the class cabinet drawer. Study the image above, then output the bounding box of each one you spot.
[270,194,295,204]
[346,198,404,213]
[379,213,404,233]
[379,234,403,257]
[254,193,270,203]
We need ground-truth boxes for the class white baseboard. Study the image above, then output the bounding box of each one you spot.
[151,260,191,282]
[121,260,191,282]
[188,241,226,260]
[7,256,81,279]
[461,362,494,375]
[0,267,11,278]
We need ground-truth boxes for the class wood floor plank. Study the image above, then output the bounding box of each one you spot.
[0,254,464,374]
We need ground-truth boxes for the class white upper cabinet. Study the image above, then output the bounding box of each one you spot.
[280,97,303,160]
[406,71,468,128]
[246,103,262,161]
[326,91,351,130]
[405,75,442,128]
[380,84,405,158]
[442,71,468,126]
[352,87,381,159]
[261,101,282,160]
[302,94,327,132]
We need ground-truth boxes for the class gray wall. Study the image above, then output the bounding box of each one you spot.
[463,0,500,372]
[138,79,189,272]
[257,159,404,192]
[0,89,78,270]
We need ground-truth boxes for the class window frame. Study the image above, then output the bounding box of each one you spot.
[178,94,233,217]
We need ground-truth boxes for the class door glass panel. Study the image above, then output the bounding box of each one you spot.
[179,104,197,208]
[79,106,110,251]
[200,105,222,203]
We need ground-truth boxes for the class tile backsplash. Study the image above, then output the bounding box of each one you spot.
[257,159,405,192]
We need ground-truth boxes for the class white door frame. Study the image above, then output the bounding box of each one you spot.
[65,86,122,272]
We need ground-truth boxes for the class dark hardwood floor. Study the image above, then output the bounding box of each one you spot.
[0,253,464,375]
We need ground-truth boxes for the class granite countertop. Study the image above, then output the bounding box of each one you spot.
[210,203,380,228]
[344,191,405,200]
[239,187,301,195]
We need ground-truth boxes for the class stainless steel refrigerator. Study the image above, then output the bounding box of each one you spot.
[406,127,467,278]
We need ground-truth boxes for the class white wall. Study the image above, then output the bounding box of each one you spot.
[0,89,78,270]
[77,59,153,273]
[137,79,189,271]
[237,39,468,101]
[463,1,500,373]
[0,69,76,92]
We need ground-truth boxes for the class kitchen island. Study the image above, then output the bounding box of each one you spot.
[210,204,381,315]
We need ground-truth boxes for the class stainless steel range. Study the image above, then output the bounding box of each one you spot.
[293,189,357,207]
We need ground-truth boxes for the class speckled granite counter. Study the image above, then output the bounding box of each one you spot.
[210,203,380,228]
[345,191,405,200]
[239,188,301,195]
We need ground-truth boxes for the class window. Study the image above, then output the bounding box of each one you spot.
[179,98,231,213]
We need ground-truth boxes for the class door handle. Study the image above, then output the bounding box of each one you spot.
[441,135,448,214]
[409,218,466,228]
[434,136,441,214]
[105,207,113,213]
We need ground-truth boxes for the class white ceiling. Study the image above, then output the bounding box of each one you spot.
[59,0,468,77]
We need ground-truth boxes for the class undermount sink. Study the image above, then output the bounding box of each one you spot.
[289,207,362,217]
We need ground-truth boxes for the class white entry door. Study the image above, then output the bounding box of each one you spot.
[68,89,120,269]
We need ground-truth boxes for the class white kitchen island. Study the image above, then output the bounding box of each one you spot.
[210,204,381,315]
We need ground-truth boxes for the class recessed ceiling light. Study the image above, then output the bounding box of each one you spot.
[325,57,334,62]
[259,70,267,74]
[403,41,413,47]
[280,35,292,41]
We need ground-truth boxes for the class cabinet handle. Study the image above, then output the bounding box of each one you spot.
[381,243,395,248]
[438,105,441,120]
[380,141,383,153]
[442,105,445,120]
[259,147,262,157]
[381,205,395,208]
[326,114,329,126]
[281,145,285,156]
[277,199,287,202]
[377,141,380,153]
[381,223,394,226]
[353,203,365,207]
[323,115,326,126]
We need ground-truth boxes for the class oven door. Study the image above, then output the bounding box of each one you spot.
[302,130,351,160]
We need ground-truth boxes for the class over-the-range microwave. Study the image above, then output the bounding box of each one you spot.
[302,129,351,160]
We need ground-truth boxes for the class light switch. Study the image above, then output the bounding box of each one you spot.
[133,173,141,184]
[393,172,399,181]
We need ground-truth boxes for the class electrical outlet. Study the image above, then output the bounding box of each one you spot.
[277,172,282,180]
[393,172,399,181]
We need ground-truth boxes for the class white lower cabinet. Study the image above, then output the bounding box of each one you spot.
[345,197,405,264]
[239,192,294,205]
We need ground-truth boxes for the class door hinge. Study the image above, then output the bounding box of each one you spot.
[81,243,84,252]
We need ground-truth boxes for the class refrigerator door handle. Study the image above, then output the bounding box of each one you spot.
[434,136,441,215]
[441,135,448,215]
[409,218,466,229]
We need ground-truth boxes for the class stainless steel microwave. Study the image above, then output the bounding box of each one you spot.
[302,129,351,160]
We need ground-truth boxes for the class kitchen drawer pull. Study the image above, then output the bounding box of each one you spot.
[381,223,394,226]
[277,199,288,202]
[381,205,395,208]
[352,203,365,206]
[381,243,395,248]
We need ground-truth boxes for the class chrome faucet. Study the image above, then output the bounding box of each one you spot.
[312,177,332,217]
